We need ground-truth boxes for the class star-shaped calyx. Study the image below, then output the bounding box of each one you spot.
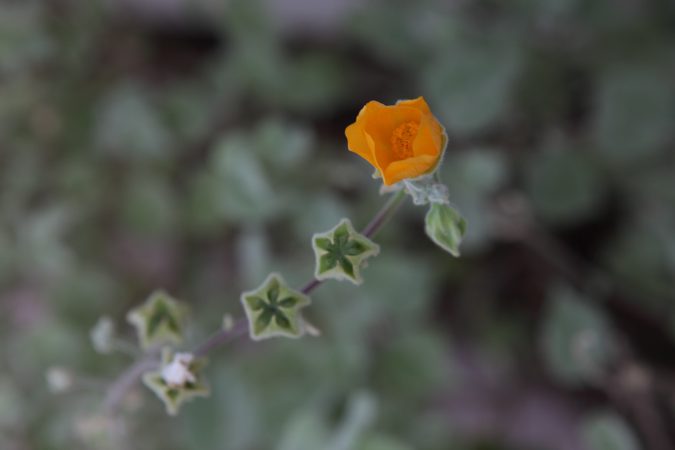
[127,290,188,350]
[240,273,311,340]
[312,218,380,285]
[142,348,209,416]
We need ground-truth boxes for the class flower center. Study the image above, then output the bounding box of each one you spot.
[390,121,419,159]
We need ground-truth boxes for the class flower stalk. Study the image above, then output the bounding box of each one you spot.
[95,97,464,416]
[195,188,406,356]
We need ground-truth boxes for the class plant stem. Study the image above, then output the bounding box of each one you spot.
[361,189,407,238]
[193,317,249,357]
[103,190,409,411]
[104,358,158,415]
[193,189,407,356]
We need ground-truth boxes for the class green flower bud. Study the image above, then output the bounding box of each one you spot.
[424,203,466,257]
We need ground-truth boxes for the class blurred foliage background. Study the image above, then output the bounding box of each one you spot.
[1,0,675,449]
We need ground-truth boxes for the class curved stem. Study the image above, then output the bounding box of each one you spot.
[112,338,143,358]
[193,189,407,357]
[361,189,407,238]
[193,317,248,357]
[103,190,409,411]
[104,358,158,415]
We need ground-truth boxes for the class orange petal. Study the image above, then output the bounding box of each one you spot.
[382,154,439,186]
[345,101,385,169]
[396,97,432,116]
[346,122,377,168]
[413,114,444,158]
[364,104,422,170]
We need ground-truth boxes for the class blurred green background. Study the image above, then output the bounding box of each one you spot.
[2,0,675,449]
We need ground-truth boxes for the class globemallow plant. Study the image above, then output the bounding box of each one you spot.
[68,96,466,416]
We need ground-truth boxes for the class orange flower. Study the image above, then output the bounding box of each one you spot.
[345,97,447,186]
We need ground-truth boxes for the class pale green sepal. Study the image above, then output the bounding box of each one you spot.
[127,290,189,350]
[424,203,466,257]
[142,348,210,416]
[379,182,403,196]
[312,218,380,285]
[402,174,449,206]
[240,273,311,341]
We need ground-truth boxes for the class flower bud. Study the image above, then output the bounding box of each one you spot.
[46,366,74,393]
[90,316,116,354]
[143,349,209,416]
[424,203,466,257]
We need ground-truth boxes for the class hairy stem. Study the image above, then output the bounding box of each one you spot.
[361,189,407,239]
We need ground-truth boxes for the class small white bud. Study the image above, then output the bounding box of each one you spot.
[46,366,73,393]
[161,353,196,387]
[222,314,235,331]
[303,320,322,337]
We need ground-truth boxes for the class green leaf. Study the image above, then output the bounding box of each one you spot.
[279,53,350,113]
[95,83,171,160]
[423,28,522,134]
[424,203,466,257]
[527,146,605,226]
[541,286,618,386]
[604,221,674,313]
[254,119,312,169]
[371,331,449,408]
[278,407,331,450]
[205,135,278,224]
[312,219,380,285]
[583,411,641,450]
[240,273,311,340]
[359,434,414,450]
[438,148,509,253]
[325,392,377,450]
[120,175,176,236]
[593,64,675,164]
[0,3,52,73]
